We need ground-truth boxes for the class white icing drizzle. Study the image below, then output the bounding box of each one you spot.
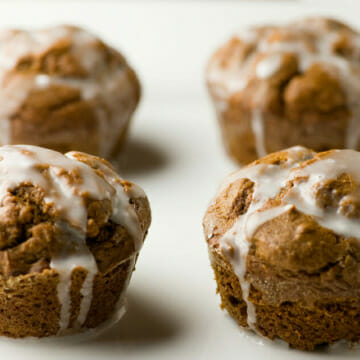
[215,147,360,330]
[54,268,72,331]
[255,53,283,79]
[207,18,360,157]
[217,146,309,329]
[0,145,145,334]
[35,74,51,89]
[77,270,97,326]
[283,150,360,238]
[251,109,267,158]
[0,26,138,157]
[51,226,98,332]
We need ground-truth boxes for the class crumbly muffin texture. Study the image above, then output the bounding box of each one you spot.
[0,145,150,338]
[207,17,360,164]
[0,25,140,158]
[203,146,360,350]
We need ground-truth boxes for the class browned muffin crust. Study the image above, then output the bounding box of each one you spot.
[204,146,360,350]
[206,18,360,165]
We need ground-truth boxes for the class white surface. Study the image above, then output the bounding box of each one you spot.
[0,1,360,359]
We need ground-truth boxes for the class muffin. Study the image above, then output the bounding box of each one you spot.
[0,25,140,158]
[203,145,360,350]
[0,144,150,338]
[206,17,360,165]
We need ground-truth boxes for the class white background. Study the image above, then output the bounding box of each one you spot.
[0,1,360,359]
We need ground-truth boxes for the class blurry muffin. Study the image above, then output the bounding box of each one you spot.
[204,145,360,350]
[0,145,150,338]
[206,17,360,164]
[0,25,140,158]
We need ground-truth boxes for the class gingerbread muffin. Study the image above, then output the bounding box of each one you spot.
[204,145,360,350]
[0,25,140,158]
[0,145,150,338]
[206,17,360,164]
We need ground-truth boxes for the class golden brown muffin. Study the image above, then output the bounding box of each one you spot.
[0,25,140,158]
[0,145,150,338]
[203,145,360,350]
[206,17,360,165]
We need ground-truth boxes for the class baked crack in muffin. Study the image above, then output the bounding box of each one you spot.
[0,25,140,158]
[204,145,360,350]
[0,145,150,338]
[206,17,360,164]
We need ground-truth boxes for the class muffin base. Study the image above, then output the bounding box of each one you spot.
[0,257,135,338]
[211,251,360,350]
[215,98,349,166]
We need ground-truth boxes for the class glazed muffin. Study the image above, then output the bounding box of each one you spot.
[0,145,150,338]
[206,17,360,164]
[204,145,360,350]
[0,25,140,158]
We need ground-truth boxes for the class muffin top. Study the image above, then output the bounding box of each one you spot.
[204,145,360,276]
[206,17,360,149]
[0,144,150,279]
[0,25,140,156]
